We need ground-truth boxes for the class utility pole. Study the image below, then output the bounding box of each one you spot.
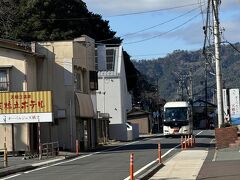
[189,68,193,101]
[205,60,208,128]
[213,0,224,127]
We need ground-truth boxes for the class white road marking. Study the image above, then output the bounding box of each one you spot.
[0,173,21,180]
[123,142,181,180]
[123,131,205,180]
[24,140,140,174]
[196,130,203,136]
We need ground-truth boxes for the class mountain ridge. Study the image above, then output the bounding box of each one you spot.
[132,43,240,102]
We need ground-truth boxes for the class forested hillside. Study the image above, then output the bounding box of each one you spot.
[133,43,240,102]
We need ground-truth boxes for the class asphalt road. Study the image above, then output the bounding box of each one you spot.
[3,130,215,180]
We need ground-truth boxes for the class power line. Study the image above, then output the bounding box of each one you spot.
[107,2,206,17]
[97,6,202,43]
[38,2,206,21]
[123,12,202,45]
[223,40,240,54]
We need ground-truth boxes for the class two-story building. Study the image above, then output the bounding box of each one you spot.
[0,35,99,153]
[0,39,44,152]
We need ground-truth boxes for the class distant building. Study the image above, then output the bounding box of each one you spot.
[192,99,217,129]
[127,107,151,134]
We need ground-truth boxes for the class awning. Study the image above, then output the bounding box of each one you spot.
[75,93,94,118]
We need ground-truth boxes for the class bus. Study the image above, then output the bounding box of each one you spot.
[163,101,193,136]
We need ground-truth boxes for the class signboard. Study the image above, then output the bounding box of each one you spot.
[0,91,53,123]
[222,89,229,121]
[229,89,240,125]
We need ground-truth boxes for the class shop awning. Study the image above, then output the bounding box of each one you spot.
[75,93,94,118]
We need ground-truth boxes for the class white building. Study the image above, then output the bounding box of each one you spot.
[96,45,134,141]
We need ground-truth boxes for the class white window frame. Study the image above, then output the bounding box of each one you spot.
[0,68,10,91]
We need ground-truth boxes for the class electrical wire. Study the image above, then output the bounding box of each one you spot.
[38,2,206,21]
[123,12,202,45]
[96,6,201,43]
[222,40,240,54]
[107,2,207,17]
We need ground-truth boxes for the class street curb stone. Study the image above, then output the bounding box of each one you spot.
[136,162,164,180]
[0,166,36,178]
[0,155,78,178]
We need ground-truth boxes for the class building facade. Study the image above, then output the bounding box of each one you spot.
[0,39,43,152]
[96,45,133,141]
[35,35,98,151]
[0,35,100,153]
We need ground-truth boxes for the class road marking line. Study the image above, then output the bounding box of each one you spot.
[0,173,21,180]
[123,143,181,180]
[196,130,203,136]
[24,140,140,174]
[32,157,65,167]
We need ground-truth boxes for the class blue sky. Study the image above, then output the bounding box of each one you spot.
[85,0,240,60]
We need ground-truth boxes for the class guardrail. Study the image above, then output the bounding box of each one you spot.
[41,141,59,158]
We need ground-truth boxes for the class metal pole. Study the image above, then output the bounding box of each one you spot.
[38,118,42,160]
[205,61,208,128]
[213,0,224,127]
[69,99,73,151]
[4,116,8,167]
[189,68,193,101]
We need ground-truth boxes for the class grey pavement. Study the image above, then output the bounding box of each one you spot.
[148,142,240,180]
[1,133,240,180]
[0,151,78,178]
[149,150,208,180]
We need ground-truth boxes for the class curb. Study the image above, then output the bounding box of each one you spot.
[0,166,36,178]
[0,155,78,178]
[136,162,164,180]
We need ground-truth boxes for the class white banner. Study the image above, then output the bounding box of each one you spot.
[0,113,53,124]
[222,89,229,120]
[229,88,240,125]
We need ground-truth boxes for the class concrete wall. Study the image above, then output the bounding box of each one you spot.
[0,46,38,151]
[97,46,132,125]
[36,41,76,150]
[97,77,123,124]
[109,124,128,141]
[36,36,96,151]
[128,117,150,134]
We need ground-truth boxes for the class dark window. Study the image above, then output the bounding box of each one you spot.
[89,71,98,90]
[95,49,98,70]
[0,69,10,91]
[106,49,115,71]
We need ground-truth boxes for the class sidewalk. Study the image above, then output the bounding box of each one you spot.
[147,146,240,180]
[149,150,208,180]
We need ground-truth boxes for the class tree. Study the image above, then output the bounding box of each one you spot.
[0,0,121,44]
[0,0,18,39]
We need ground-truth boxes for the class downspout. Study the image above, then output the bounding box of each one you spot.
[23,59,30,152]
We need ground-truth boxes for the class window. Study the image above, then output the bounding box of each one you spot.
[0,69,10,91]
[95,49,98,71]
[89,71,98,90]
[106,49,115,71]
[74,72,81,91]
